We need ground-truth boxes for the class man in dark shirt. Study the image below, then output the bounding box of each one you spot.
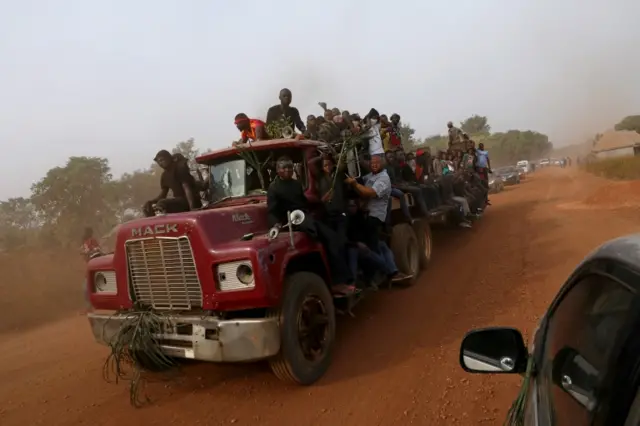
[267,156,354,295]
[304,115,319,140]
[395,150,441,209]
[385,150,429,216]
[143,150,202,217]
[316,156,349,236]
[266,88,306,135]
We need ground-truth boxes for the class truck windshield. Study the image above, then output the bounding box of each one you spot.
[207,148,307,203]
[210,158,249,202]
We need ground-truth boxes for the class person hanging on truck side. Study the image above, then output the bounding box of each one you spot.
[266,88,306,134]
[233,113,270,146]
[475,142,492,205]
[345,154,410,282]
[384,150,413,224]
[267,156,355,296]
[143,150,202,217]
[345,199,400,289]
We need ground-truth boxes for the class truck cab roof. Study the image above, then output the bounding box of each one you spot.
[196,139,325,164]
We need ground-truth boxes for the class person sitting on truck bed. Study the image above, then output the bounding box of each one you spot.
[233,113,270,146]
[396,149,441,210]
[345,155,410,282]
[266,88,306,134]
[143,150,202,217]
[267,156,355,296]
[385,150,422,220]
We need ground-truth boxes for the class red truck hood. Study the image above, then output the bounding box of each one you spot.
[115,201,269,246]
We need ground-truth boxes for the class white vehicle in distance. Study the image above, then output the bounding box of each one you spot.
[516,160,530,174]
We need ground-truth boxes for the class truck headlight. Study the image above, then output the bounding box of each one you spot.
[216,260,255,291]
[236,263,254,285]
[93,271,117,294]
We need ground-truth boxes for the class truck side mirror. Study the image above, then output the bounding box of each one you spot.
[459,327,528,374]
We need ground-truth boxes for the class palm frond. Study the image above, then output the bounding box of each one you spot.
[102,308,180,407]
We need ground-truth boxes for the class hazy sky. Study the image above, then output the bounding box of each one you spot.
[1,0,639,200]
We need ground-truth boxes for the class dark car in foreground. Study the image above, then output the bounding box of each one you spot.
[495,166,521,185]
[459,234,640,425]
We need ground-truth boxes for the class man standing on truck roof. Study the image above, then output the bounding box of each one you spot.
[267,156,355,296]
[345,155,410,282]
[389,113,403,151]
[447,121,464,151]
[266,88,306,134]
[364,108,385,156]
[143,150,202,217]
[234,113,270,145]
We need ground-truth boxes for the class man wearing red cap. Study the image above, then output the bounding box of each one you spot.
[233,113,270,146]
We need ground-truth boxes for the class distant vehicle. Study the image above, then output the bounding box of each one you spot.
[458,234,640,425]
[516,160,531,174]
[494,166,521,185]
[539,159,550,167]
[488,173,505,193]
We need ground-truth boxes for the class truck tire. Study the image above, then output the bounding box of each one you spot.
[390,223,420,285]
[268,272,335,385]
[412,220,433,270]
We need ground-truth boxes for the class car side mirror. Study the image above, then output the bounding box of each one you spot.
[460,327,528,374]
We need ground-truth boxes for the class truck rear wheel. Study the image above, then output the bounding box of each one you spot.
[268,272,335,385]
[390,223,420,285]
[412,220,433,270]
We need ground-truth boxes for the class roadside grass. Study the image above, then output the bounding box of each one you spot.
[583,156,640,180]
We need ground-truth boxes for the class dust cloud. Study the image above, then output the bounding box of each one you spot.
[517,1,640,146]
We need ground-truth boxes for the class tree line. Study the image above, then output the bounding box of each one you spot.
[0,139,204,250]
[0,115,553,250]
[405,115,553,167]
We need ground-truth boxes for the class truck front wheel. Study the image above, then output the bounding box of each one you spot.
[268,272,336,385]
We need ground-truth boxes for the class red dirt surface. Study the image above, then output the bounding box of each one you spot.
[1,168,639,426]
[583,178,640,207]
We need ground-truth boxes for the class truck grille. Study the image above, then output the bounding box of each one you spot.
[125,237,203,310]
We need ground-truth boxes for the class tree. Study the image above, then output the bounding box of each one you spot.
[30,156,115,244]
[0,197,38,249]
[482,130,552,165]
[172,138,200,162]
[614,115,640,133]
[460,115,491,135]
[110,169,157,222]
[399,123,419,150]
[420,134,448,152]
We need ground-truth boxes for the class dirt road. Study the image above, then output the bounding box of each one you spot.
[1,168,639,426]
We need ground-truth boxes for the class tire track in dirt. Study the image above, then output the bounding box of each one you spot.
[1,169,638,426]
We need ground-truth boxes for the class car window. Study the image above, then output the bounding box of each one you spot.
[538,273,636,425]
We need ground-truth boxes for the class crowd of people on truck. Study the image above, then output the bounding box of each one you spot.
[140,88,493,296]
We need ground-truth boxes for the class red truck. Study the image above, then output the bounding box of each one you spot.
[86,139,439,385]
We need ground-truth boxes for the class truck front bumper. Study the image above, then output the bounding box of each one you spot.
[88,312,281,362]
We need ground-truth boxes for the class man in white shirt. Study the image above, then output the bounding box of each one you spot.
[364,108,385,156]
